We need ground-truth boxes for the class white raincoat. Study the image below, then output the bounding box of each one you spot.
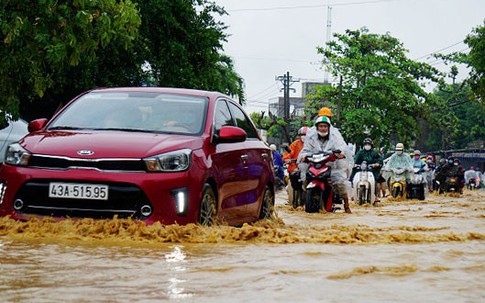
[384,152,413,171]
[299,126,353,186]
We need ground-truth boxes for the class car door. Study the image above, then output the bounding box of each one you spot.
[227,101,271,219]
[211,99,249,220]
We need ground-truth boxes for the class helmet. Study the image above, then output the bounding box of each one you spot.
[270,144,277,151]
[298,126,308,135]
[414,150,421,156]
[363,138,373,146]
[318,107,333,118]
[395,143,404,151]
[314,116,331,126]
[439,158,446,165]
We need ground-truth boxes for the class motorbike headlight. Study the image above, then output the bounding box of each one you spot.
[4,143,31,166]
[144,149,192,172]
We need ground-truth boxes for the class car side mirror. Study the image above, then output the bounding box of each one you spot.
[214,126,247,144]
[28,118,48,132]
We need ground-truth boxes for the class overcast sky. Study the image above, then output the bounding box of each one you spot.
[212,0,485,114]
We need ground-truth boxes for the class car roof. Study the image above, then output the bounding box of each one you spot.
[89,87,228,100]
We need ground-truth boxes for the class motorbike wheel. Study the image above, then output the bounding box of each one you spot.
[392,186,400,198]
[292,189,300,209]
[357,188,366,205]
[305,187,323,213]
[419,186,425,200]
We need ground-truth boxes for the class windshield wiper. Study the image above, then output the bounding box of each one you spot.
[48,126,84,130]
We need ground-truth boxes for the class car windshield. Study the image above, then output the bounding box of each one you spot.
[49,92,208,135]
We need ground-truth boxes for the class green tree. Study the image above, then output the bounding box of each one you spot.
[133,0,244,102]
[310,28,441,150]
[0,0,244,122]
[0,0,141,121]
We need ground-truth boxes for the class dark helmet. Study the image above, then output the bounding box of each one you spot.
[363,138,373,146]
[439,158,446,165]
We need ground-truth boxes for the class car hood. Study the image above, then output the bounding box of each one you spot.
[20,130,205,158]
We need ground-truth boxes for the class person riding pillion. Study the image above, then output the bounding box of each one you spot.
[283,126,307,205]
[299,116,353,213]
[352,138,383,205]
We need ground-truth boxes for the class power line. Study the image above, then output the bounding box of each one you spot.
[414,40,465,61]
[226,0,396,12]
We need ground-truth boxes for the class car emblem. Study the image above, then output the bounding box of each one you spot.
[77,150,94,156]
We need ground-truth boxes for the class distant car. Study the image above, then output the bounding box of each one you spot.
[0,115,28,163]
[0,87,275,226]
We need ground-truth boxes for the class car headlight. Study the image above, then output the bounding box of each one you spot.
[144,149,192,172]
[4,143,31,166]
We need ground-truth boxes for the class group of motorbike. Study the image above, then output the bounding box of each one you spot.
[285,151,431,214]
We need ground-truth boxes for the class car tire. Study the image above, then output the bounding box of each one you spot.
[259,186,274,219]
[198,184,216,226]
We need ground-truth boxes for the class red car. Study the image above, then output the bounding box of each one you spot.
[0,87,275,226]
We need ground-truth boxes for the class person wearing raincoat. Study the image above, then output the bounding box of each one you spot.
[382,143,413,182]
[299,116,353,213]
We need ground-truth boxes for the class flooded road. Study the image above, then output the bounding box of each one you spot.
[1,190,484,302]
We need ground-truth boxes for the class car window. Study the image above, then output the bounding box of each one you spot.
[48,92,207,135]
[227,102,259,139]
[214,99,235,131]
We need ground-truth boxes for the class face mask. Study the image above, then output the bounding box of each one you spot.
[454,162,458,166]
[448,161,453,165]
[414,155,420,160]
[364,145,371,151]
[396,150,403,155]
[318,131,328,137]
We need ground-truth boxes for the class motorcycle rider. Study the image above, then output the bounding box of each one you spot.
[437,157,465,193]
[382,143,413,183]
[299,116,353,213]
[434,158,447,191]
[464,166,479,189]
[351,138,383,206]
[425,155,435,192]
[283,126,307,204]
[410,149,429,193]
[270,144,285,188]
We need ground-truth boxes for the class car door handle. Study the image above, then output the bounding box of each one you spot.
[240,154,248,160]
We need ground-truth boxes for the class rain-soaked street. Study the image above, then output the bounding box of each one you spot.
[0,189,484,302]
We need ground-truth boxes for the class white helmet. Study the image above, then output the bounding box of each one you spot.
[270,144,277,151]
[395,143,404,151]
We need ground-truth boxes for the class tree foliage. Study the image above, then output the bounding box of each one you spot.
[309,28,442,150]
[0,0,244,122]
[0,0,141,121]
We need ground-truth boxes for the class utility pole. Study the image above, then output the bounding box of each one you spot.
[275,72,300,143]
[275,72,300,119]
[324,3,332,83]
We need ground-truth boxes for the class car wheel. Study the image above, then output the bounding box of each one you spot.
[259,186,274,219]
[198,184,216,226]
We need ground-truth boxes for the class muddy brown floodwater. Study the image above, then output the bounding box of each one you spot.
[0,190,484,302]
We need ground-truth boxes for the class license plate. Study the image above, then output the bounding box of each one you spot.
[49,183,109,200]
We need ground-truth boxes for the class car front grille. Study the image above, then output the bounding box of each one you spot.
[28,155,146,172]
[14,180,153,220]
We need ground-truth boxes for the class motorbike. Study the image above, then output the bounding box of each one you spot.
[407,167,426,200]
[304,150,342,213]
[437,176,461,194]
[352,161,376,205]
[273,165,286,190]
[286,159,304,209]
[388,167,408,198]
[466,177,480,190]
